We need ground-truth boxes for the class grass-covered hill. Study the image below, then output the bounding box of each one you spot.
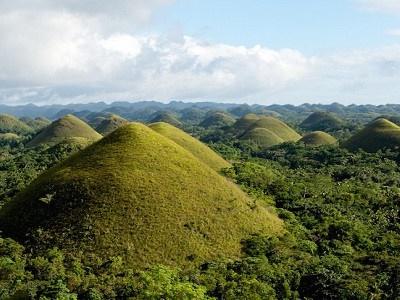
[20,117,51,131]
[299,131,337,146]
[27,114,102,147]
[0,123,282,269]
[149,122,231,171]
[149,112,182,127]
[200,112,236,128]
[233,113,260,133]
[342,118,400,152]
[0,114,33,135]
[300,111,344,131]
[237,115,301,148]
[240,128,284,148]
[95,114,129,135]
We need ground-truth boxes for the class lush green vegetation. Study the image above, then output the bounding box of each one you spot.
[1,106,400,299]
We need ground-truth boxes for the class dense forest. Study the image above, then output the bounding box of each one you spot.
[1,103,400,299]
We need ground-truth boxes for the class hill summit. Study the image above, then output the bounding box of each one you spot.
[149,122,231,171]
[343,118,400,152]
[299,131,337,146]
[95,114,129,135]
[0,123,281,269]
[300,111,344,131]
[236,115,301,148]
[27,114,102,147]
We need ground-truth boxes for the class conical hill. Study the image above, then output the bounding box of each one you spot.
[343,118,400,152]
[0,123,282,269]
[27,114,102,147]
[299,131,337,146]
[95,114,129,135]
[149,122,231,171]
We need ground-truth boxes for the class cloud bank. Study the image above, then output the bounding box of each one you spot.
[0,1,400,105]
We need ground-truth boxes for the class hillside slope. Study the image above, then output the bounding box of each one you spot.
[149,122,231,171]
[27,114,102,147]
[343,118,400,152]
[0,123,282,269]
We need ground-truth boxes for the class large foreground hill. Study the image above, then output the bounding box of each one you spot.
[0,123,281,269]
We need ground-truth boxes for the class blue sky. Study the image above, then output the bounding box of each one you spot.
[1,0,400,105]
[155,0,399,54]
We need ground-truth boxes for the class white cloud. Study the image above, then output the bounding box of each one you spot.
[356,0,400,14]
[1,1,400,105]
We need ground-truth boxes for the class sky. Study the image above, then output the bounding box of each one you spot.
[1,0,400,106]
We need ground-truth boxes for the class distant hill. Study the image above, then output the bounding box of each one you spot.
[236,115,300,148]
[300,112,344,131]
[233,114,260,133]
[343,118,400,152]
[0,123,282,269]
[200,112,235,128]
[0,114,33,135]
[95,114,129,135]
[240,128,284,148]
[20,117,51,131]
[27,114,102,147]
[299,131,337,146]
[149,112,182,127]
[248,116,301,141]
[149,122,231,171]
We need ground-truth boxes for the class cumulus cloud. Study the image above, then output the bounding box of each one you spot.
[0,1,400,105]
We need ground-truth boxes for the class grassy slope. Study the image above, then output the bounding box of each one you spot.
[0,114,33,134]
[343,118,400,152]
[248,116,301,141]
[200,112,235,128]
[241,128,284,148]
[149,122,231,171]
[95,114,129,135]
[0,123,282,269]
[27,114,102,147]
[299,131,337,146]
[233,114,260,132]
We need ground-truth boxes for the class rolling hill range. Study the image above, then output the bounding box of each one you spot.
[0,123,282,269]
[342,118,400,152]
[149,122,231,171]
[20,117,51,131]
[236,115,301,148]
[27,114,102,147]
[95,114,129,135]
[300,111,344,131]
[299,131,337,146]
[200,112,236,128]
[0,114,34,135]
